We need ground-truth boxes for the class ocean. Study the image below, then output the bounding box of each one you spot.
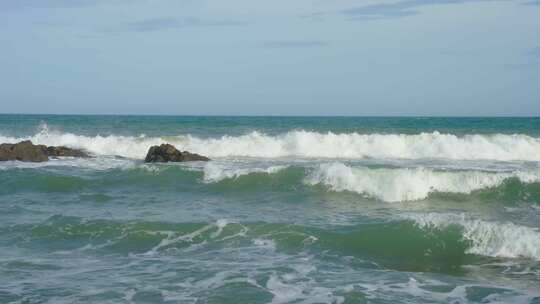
[1,115,539,304]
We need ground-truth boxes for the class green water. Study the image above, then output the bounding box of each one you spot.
[1,115,540,303]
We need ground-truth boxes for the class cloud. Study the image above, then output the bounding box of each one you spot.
[530,47,540,57]
[0,0,105,10]
[126,17,246,32]
[299,12,327,21]
[261,41,328,48]
[523,0,540,5]
[341,0,502,20]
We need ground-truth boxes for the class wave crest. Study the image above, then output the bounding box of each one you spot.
[1,126,540,161]
[305,163,540,202]
[408,213,540,260]
[202,162,288,183]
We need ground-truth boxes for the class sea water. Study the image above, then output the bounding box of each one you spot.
[1,115,539,303]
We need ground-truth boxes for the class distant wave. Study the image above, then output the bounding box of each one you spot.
[3,159,540,203]
[1,124,540,161]
[305,162,540,202]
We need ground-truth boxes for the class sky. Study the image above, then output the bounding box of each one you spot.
[1,0,539,116]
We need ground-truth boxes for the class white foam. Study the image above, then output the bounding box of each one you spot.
[2,126,540,161]
[202,162,288,183]
[408,213,540,260]
[0,156,138,171]
[147,219,234,254]
[253,238,277,249]
[305,163,540,202]
[266,273,344,304]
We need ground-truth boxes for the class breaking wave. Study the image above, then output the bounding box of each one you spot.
[2,160,540,203]
[1,125,540,161]
[19,214,540,266]
[202,162,289,183]
[407,213,540,260]
[305,163,540,202]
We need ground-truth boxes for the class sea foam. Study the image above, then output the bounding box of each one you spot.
[1,126,540,161]
[305,163,540,202]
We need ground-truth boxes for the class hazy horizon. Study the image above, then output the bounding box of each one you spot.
[2,113,540,118]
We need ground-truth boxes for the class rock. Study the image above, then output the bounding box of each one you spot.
[0,141,48,162]
[180,150,211,162]
[0,141,89,162]
[45,146,89,158]
[144,144,210,163]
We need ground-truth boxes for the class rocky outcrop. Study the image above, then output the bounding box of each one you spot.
[0,141,89,162]
[144,144,210,163]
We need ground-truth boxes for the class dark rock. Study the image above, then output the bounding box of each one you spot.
[0,141,48,162]
[180,150,211,162]
[45,146,89,158]
[144,144,210,163]
[0,141,89,162]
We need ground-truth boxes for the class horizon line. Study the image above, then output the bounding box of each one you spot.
[1,113,539,118]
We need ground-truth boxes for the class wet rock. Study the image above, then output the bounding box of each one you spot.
[144,144,210,163]
[45,146,89,158]
[0,141,48,162]
[0,140,89,162]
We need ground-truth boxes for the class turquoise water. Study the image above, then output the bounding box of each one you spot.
[1,115,540,303]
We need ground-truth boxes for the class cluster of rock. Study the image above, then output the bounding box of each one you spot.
[0,141,89,162]
[144,144,210,162]
[0,141,209,163]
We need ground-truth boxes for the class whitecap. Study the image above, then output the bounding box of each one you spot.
[305,162,540,202]
[2,126,540,161]
[406,213,540,260]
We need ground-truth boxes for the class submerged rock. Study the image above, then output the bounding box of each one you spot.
[0,140,89,162]
[144,144,210,163]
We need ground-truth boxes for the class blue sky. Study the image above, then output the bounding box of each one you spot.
[1,0,539,116]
